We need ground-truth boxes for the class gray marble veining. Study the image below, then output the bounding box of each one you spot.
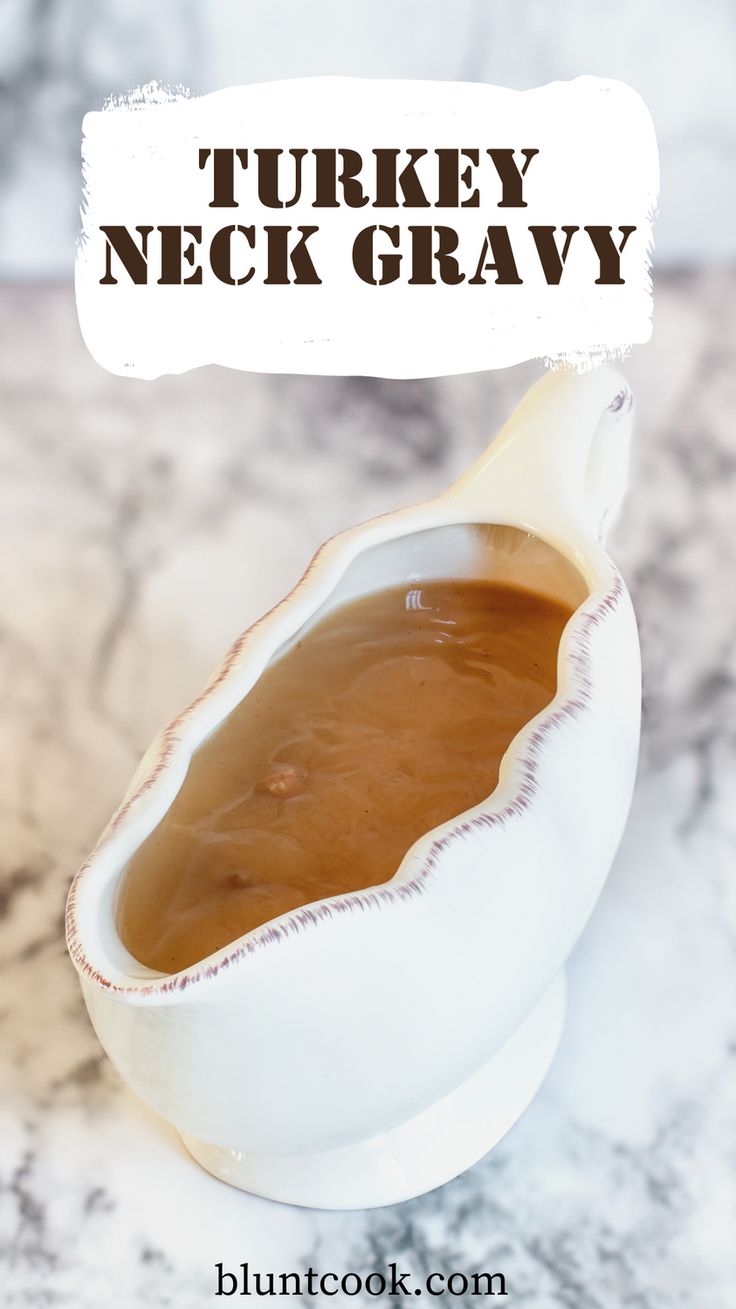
[1,3,735,273]
[0,271,735,1305]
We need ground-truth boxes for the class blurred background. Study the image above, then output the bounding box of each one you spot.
[1,4,735,1308]
[1,0,735,272]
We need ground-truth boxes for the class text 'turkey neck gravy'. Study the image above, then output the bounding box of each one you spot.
[116,579,574,973]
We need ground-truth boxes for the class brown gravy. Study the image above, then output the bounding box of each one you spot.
[116,579,574,972]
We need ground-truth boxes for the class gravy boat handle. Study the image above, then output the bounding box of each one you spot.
[444,365,634,546]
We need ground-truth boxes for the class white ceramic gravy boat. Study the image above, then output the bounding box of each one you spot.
[66,366,640,1209]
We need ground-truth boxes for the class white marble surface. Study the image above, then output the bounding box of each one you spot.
[1,1,735,273]
[1,273,735,1304]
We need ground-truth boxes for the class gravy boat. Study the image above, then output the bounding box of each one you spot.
[66,366,640,1209]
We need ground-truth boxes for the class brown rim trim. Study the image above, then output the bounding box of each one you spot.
[65,542,624,998]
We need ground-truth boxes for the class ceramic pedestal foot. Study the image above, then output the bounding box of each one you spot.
[180,970,565,1210]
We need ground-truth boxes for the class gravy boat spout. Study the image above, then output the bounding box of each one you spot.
[66,366,640,1209]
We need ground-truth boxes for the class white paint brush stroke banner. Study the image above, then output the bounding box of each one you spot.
[76,77,658,379]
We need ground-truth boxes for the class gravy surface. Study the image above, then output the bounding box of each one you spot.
[117,580,574,972]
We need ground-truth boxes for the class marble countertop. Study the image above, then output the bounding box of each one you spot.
[1,273,734,1306]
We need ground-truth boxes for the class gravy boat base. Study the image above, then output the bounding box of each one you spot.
[181,971,565,1210]
[67,366,640,1211]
